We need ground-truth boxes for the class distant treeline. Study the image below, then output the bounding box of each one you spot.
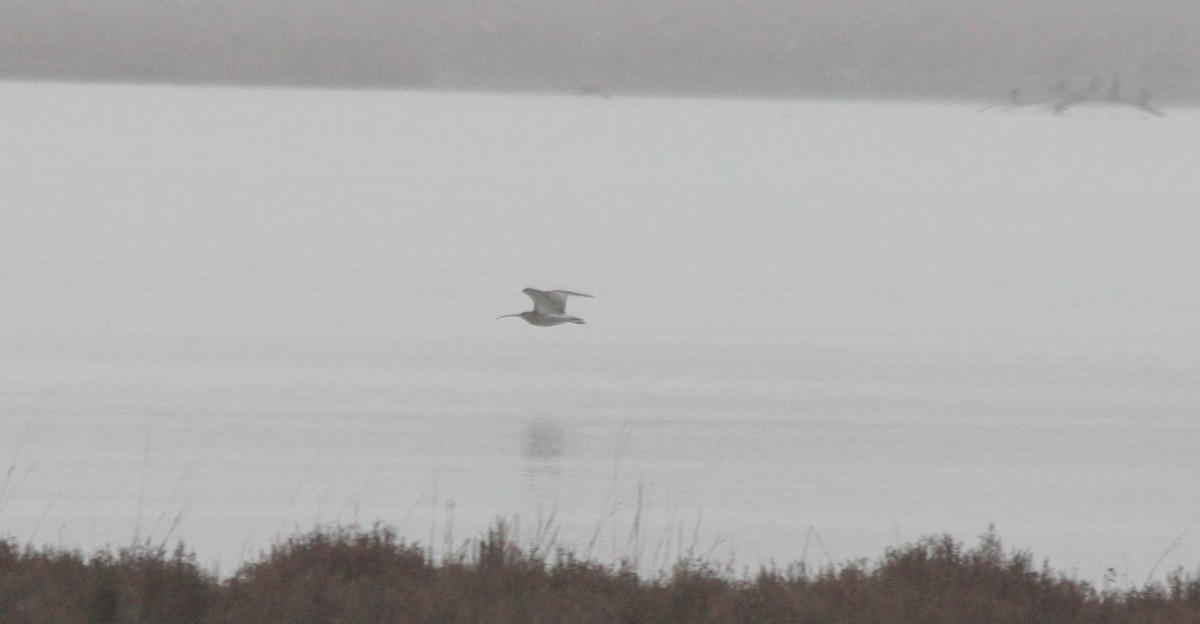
[2,0,1199,103]
[2,522,1200,623]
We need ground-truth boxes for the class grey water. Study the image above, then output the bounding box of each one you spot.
[1,82,1198,582]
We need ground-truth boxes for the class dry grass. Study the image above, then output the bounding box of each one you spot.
[1,523,1199,623]
[0,540,213,623]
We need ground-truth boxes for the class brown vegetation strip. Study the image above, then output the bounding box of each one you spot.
[1,523,1199,623]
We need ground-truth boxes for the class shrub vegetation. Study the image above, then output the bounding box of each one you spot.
[1,523,1198,623]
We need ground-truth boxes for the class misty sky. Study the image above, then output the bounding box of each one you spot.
[3,1,1199,102]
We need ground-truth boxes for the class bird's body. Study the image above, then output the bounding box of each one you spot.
[497,288,593,326]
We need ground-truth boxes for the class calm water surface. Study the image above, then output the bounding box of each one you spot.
[1,83,1198,581]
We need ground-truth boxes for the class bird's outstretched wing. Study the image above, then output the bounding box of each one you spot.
[523,288,592,315]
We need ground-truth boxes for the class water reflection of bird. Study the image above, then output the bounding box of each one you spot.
[522,419,565,460]
[497,288,592,326]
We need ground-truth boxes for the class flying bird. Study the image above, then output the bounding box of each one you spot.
[497,288,593,326]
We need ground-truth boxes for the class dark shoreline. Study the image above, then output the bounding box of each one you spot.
[2,522,1198,623]
[5,0,1199,106]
